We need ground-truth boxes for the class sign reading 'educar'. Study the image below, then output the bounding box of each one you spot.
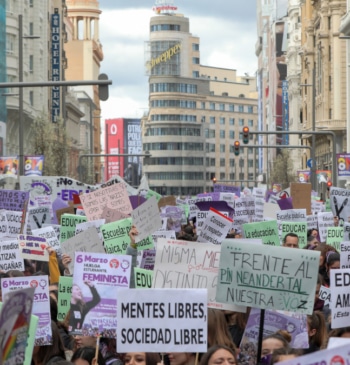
[216,240,320,314]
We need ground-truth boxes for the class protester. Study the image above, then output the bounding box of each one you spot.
[167,353,196,365]
[123,352,161,365]
[323,252,340,287]
[281,233,299,248]
[328,326,350,339]
[225,310,250,348]
[208,309,237,351]
[71,346,106,365]
[200,345,237,365]
[261,331,291,358]
[303,311,327,354]
[270,348,302,364]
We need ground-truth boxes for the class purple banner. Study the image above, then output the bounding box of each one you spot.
[213,184,241,197]
[0,189,29,211]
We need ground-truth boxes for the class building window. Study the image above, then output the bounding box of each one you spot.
[29,91,34,106]
[248,173,254,180]
[248,160,254,167]
[229,104,234,112]
[209,130,215,138]
[220,173,225,180]
[329,108,332,119]
[219,103,225,111]
[29,55,34,72]
[220,130,225,138]
[229,159,235,167]
[239,172,244,180]
[220,158,225,167]
[220,117,225,125]
[210,158,215,166]
[248,147,253,154]
[201,102,205,109]
[210,116,215,124]
[29,22,34,36]
[192,43,199,51]
[229,131,235,139]
[205,129,209,138]
[247,105,253,113]
[229,118,235,125]
[220,144,225,152]
[238,105,244,112]
[192,57,200,64]
[150,24,180,32]
[229,173,235,180]
[210,102,215,110]
[193,71,199,78]
[29,0,33,7]
[248,119,253,127]
[329,76,332,91]
[239,119,244,126]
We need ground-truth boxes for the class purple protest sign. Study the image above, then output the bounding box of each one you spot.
[0,190,29,211]
[213,184,241,196]
[277,197,293,210]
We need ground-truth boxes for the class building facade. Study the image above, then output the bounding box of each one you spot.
[143,10,259,195]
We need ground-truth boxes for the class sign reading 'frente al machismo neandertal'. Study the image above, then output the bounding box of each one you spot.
[216,240,320,314]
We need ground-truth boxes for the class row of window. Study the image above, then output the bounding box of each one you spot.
[149,172,204,180]
[145,127,201,137]
[144,142,203,151]
[148,157,204,165]
[205,172,255,181]
[150,83,198,94]
[205,158,258,167]
[151,114,197,122]
[204,144,257,153]
[150,24,180,32]
[151,100,197,108]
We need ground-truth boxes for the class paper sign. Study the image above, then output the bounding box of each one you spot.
[243,220,280,246]
[28,206,51,231]
[326,227,344,251]
[117,288,208,352]
[140,249,156,270]
[32,226,61,255]
[69,251,131,337]
[340,241,350,269]
[60,214,87,243]
[319,285,331,307]
[1,275,51,345]
[101,218,132,255]
[18,235,49,262]
[216,239,320,314]
[330,269,350,328]
[75,219,105,243]
[281,221,307,247]
[80,183,132,221]
[0,239,25,272]
[153,238,246,312]
[57,276,73,322]
[134,268,153,289]
[0,190,29,212]
[330,187,350,224]
[344,223,350,241]
[132,196,162,242]
[318,212,335,242]
[100,207,129,224]
[290,182,311,215]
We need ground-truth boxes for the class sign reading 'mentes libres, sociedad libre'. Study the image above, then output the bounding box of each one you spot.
[148,43,182,70]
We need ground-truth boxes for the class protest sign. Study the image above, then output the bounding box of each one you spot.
[234,197,255,222]
[24,314,38,365]
[27,206,51,231]
[214,184,241,196]
[158,195,177,209]
[330,269,350,328]
[276,209,306,239]
[0,239,24,272]
[60,227,104,274]
[0,210,9,238]
[32,226,61,255]
[318,212,335,242]
[57,276,73,322]
[306,215,318,231]
[290,182,311,215]
[75,219,105,243]
[101,175,138,196]
[101,218,132,255]
[80,183,132,221]
[330,187,350,224]
[344,223,350,241]
[117,288,208,352]
[140,249,156,270]
[131,196,162,242]
[152,230,176,245]
[197,208,233,245]
[153,238,246,312]
[69,251,131,337]
[253,198,265,222]
[60,214,87,243]
[243,220,280,246]
[1,275,51,345]
[18,235,49,262]
[101,207,129,223]
[281,221,307,247]
[0,287,35,365]
[240,307,308,362]
[326,227,344,251]
[252,187,266,200]
[134,268,153,289]
[319,285,331,307]
[311,200,325,215]
[340,241,350,269]
[146,189,162,201]
[263,202,280,219]
[0,189,29,212]
[216,239,320,314]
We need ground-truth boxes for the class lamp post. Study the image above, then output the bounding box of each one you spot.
[18,14,39,176]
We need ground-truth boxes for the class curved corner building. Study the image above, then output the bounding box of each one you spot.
[143,10,258,196]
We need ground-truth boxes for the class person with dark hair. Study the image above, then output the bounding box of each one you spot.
[71,346,106,365]
[282,233,299,248]
[123,352,161,365]
[270,348,302,364]
[328,326,350,339]
[31,320,67,365]
[199,345,237,365]
[225,310,250,348]
[324,251,340,287]
[68,281,101,333]
[303,311,327,354]
[261,331,291,358]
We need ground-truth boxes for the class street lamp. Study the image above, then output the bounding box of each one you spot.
[18,14,40,176]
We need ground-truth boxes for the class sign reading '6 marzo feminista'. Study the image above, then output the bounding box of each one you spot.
[216,240,320,314]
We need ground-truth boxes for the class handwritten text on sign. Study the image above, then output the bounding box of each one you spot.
[216,240,320,314]
[117,288,207,353]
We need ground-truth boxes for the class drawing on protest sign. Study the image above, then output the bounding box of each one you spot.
[197,208,233,245]
[69,251,131,337]
[27,206,50,230]
[80,183,132,221]
[330,269,350,328]
[0,189,29,212]
[326,227,344,251]
[18,235,49,262]
[0,239,25,272]
[131,195,162,242]
[330,187,350,225]
[317,212,334,242]
[32,226,61,255]
[281,221,307,247]
[243,220,280,246]
[60,227,104,274]
[117,288,208,352]
[60,214,87,243]
[216,240,320,314]
[1,275,51,345]
[0,287,35,365]
[319,285,330,307]
[340,241,350,269]
[153,238,246,312]
[57,276,73,322]
[134,267,153,289]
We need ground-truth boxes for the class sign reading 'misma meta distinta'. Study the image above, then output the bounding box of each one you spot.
[216,240,320,314]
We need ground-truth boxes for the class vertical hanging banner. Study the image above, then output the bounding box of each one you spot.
[216,240,320,314]
[24,156,44,176]
[51,13,60,122]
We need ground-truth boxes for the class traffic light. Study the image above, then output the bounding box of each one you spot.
[212,177,217,184]
[327,181,332,188]
[234,141,240,156]
[242,126,249,144]
[98,73,109,101]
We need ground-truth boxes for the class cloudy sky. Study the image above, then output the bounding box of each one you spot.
[98,0,258,120]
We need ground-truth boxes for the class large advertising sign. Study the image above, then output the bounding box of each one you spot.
[337,153,350,179]
[282,80,289,145]
[105,118,142,185]
[51,13,60,123]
